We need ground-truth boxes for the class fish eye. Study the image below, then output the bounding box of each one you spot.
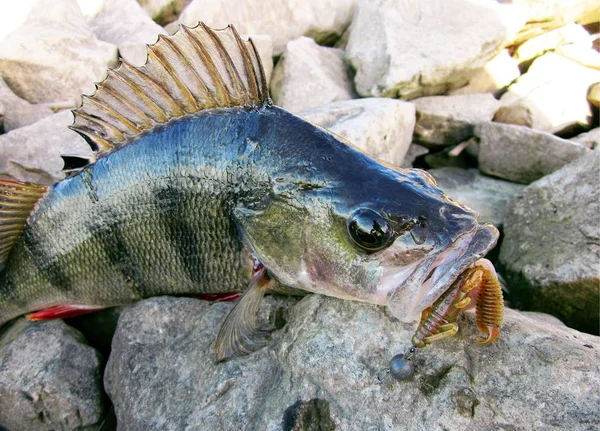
[348,209,393,251]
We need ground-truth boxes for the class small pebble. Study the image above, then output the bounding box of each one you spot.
[389,353,415,381]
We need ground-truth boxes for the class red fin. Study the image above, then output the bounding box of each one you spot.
[27,305,106,321]
[192,292,243,302]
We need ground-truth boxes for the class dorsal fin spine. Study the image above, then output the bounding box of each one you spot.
[82,94,142,136]
[182,25,230,105]
[146,44,197,114]
[205,24,247,104]
[70,23,271,168]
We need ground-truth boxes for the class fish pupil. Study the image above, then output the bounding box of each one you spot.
[348,209,392,251]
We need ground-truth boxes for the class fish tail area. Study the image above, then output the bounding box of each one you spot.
[0,179,49,327]
[0,179,49,271]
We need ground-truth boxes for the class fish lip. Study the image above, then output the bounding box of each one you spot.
[408,223,499,315]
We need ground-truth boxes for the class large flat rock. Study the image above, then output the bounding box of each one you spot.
[476,122,591,184]
[299,98,415,167]
[105,295,600,430]
[345,0,525,99]
[500,151,600,334]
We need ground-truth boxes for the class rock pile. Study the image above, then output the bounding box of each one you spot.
[0,0,598,430]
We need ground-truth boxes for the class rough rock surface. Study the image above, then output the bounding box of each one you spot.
[0,78,54,132]
[450,50,520,96]
[299,98,415,166]
[412,94,500,148]
[0,110,94,185]
[493,104,533,128]
[270,37,355,113]
[0,100,4,130]
[87,0,165,66]
[401,143,429,168]
[476,122,591,184]
[0,319,105,431]
[500,151,600,335]
[428,168,526,228]
[500,53,600,133]
[513,23,592,65]
[178,0,356,55]
[571,127,600,150]
[345,0,525,99]
[105,295,600,431]
[0,0,118,104]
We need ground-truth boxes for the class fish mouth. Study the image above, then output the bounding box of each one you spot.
[388,223,499,321]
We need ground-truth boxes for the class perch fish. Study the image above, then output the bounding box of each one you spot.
[0,24,502,361]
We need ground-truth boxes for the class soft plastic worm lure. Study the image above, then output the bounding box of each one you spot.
[412,263,503,348]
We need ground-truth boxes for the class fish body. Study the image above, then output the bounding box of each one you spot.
[0,24,499,359]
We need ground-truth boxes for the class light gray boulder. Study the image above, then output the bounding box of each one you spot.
[450,50,520,96]
[105,295,600,430]
[571,127,600,149]
[500,53,600,133]
[270,37,355,113]
[0,110,94,185]
[513,23,592,65]
[0,319,105,431]
[0,100,4,131]
[428,168,526,228]
[299,98,415,167]
[500,151,600,335]
[412,94,500,148]
[87,0,166,66]
[0,0,118,104]
[476,122,591,184]
[345,0,525,99]
[178,0,356,55]
[0,78,54,132]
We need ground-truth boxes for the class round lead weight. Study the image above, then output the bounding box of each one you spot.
[389,354,415,381]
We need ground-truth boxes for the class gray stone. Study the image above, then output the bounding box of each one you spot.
[500,151,600,334]
[345,0,525,99]
[0,319,105,431]
[493,104,533,128]
[0,78,54,132]
[270,37,355,113]
[428,168,526,228]
[178,0,356,55]
[105,295,600,430]
[87,0,166,66]
[450,50,520,96]
[0,0,118,104]
[138,0,190,25]
[400,143,429,168]
[476,122,591,184]
[0,100,4,131]
[571,127,600,150]
[412,94,500,148]
[0,110,94,185]
[299,98,415,167]
[500,53,600,133]
[513,23,592,65]
[556,43,600,70]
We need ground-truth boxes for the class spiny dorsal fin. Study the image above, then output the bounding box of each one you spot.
[0,180,48,270]
[70,23,270,157]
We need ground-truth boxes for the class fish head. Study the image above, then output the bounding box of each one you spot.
[235,155,498,323]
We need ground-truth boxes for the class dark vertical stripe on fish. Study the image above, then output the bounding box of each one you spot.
[85,168,149,299]
[22,230,74,292]
[154,186,204,286]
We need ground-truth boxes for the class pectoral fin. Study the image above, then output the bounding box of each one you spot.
[214,267,271,362]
